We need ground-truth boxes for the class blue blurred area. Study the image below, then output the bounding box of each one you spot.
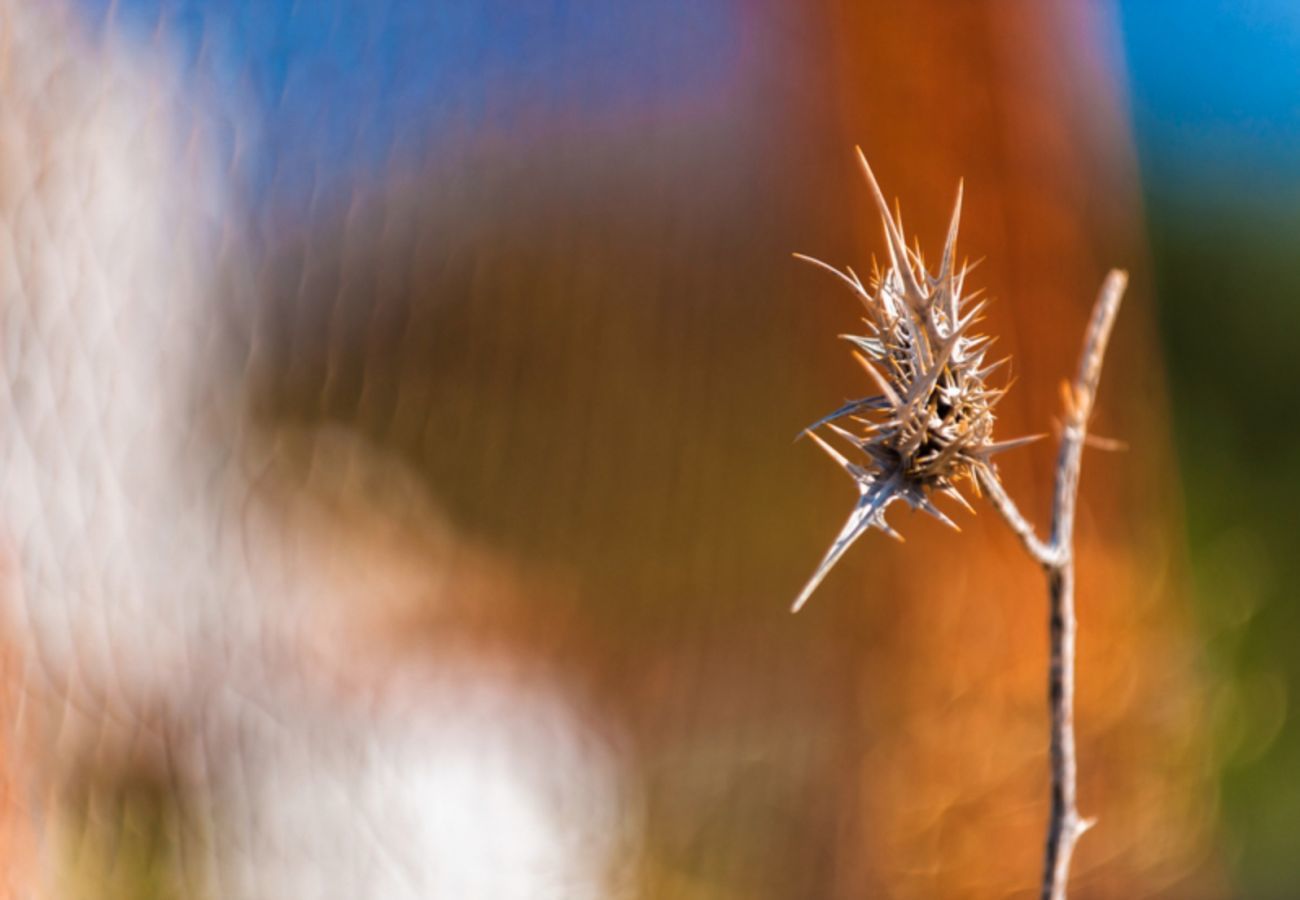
[74,0,741,210]
[1121,0,1300,203]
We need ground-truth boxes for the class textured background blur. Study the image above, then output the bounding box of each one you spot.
[0,0,1290,897]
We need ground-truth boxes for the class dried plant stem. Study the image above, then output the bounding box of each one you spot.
[976,270,1127,900]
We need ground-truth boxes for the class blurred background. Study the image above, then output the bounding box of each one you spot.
[0,0,1293,897]
[1122,3,1300,896]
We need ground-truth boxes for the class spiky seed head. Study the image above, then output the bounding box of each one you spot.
[791,149,1037,612]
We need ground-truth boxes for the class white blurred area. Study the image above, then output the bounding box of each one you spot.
[0,2,635,896]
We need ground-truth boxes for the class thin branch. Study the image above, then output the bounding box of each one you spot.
[975,468,1056,567]
[1052,270,1127,554]
[983,269,1127,900]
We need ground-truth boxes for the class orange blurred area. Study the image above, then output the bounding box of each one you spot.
[0,1,1225,897]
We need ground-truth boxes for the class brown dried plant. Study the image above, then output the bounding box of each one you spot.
[793,147,1127,900]
[791,151,1037,614]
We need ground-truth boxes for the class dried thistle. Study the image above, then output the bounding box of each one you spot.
[791,147,1129,900]
[791,148,1037,612]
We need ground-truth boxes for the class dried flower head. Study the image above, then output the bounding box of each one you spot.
[792,149,1037,611]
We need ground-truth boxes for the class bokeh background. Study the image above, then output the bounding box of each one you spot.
[0,0,1293,897]
[1122,3,1300,896]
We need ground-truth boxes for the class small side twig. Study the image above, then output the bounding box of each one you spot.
[978,473,1057,567]
[977,269,1127,900]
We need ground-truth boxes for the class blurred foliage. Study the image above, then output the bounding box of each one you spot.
[1142,188,1300,897]
[1123,6,1300,894]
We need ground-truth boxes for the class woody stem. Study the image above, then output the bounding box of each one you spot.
[978,269,1126,900]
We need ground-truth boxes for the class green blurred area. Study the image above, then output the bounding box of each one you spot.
[1143,187,1300,894]
[1121,1,1300,888]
